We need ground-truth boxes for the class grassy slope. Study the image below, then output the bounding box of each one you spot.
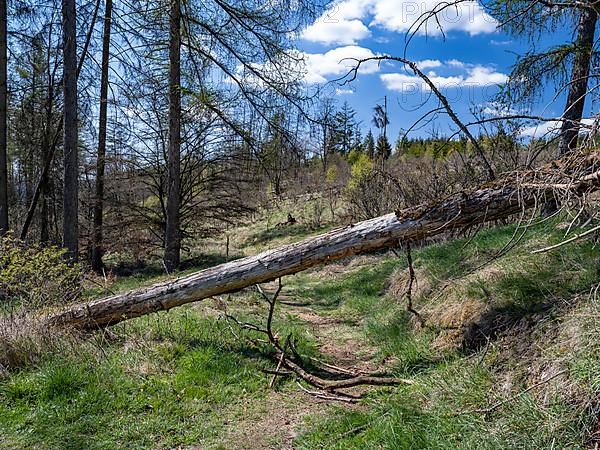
[0,210,598,449]
[295,221,599,449]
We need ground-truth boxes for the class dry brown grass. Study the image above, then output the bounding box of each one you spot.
[387,265,432,302]
[0,315,80,370]
[429,296,489,351]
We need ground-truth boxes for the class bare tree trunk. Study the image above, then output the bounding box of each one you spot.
[62,0,78,260]
[49,151,600,329]
[91,0,113,272]
[557,7,598,156]
[40,163,49,244]
[164,0,181,272]
[0,0,8,236]
[20,131,59,241]
[40,82,57,245]
[20,2,98,243]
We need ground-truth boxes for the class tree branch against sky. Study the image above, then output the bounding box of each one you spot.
[294,0,600,150]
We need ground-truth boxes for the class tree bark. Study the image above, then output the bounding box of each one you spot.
[20,129,60,241]
[557,7,598,156]
[164,0,181,272]
[49,151,600,330]
[91,0,113,272]
[0,0,8,236]
[20,2,99,243]
[62,0,78,260]
[40,74,57,245]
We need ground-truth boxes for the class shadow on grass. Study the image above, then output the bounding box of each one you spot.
[461,244,598,354]
[368,313,442,376]
[180,253,242,271]
[462,300,555,354]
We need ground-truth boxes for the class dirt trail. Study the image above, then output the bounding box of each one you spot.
[213,391,331,450]
[287,307,378,374]
[209,276,380,449]
[261,273,382,374]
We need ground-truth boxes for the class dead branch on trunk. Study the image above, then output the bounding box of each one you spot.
[346,56,496,181]
[47,150,600,330]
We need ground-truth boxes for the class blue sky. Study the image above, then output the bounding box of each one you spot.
[294,0,577,142]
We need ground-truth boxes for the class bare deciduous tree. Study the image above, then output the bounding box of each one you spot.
[91,0,113,272]
[0,0,7,236]
[62,0,78,260]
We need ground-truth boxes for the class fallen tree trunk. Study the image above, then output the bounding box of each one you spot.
[51,151,600,329]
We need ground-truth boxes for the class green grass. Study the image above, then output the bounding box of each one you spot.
[1,216,599,449]
[0,280,327,449]
[0,303,323,449]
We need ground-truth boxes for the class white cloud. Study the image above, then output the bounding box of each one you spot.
[490,39,512,46]
[520,121,561,138]
[381,72,462,92]
[301,0,497,46]
[302,45,380,84]
[370,0,497,35]
[336,88,355,95]
[464,66,508,85]
[416,59,442,70]
[301,18,370,45]
[446,59,466,68]
[230,46,380,86]
[381,61,507,92]
[520,118,594,138]
[482,102,523,116]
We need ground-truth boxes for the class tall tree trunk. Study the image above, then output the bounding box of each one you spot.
[20,128,59,241]
[164,0,181,272]
[62,0,78,260]
[91,0,113,272]
[0,0,8,236]
[40,169,49,244]
[558,7,598,156]
[40,82,56,245]
[20,2,98,243]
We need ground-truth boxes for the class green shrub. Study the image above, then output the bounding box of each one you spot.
[0,235,82,312]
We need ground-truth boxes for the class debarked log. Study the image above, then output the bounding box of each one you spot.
[50,151,600,329]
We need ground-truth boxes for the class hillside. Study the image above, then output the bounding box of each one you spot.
[1,202,598,449]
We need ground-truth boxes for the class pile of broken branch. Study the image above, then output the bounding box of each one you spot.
[220,279,413,403]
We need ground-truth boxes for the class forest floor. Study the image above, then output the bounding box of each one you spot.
[1,200,599,449]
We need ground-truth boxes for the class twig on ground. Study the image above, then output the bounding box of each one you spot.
[270,337,289,388]
[295,381,358,403]
[227,278,414,400]
[532,224,600,254]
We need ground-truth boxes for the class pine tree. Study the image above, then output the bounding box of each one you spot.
[489,1,598,156]
[331,101,358,155]
[395,131,409,156]
[375,134,392,160]
[62,0,78,260]
[353,128,364,154]
[364,129,375,158]
[91,0,113,272]
[164,0,182,272]
[0,0,7,236]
